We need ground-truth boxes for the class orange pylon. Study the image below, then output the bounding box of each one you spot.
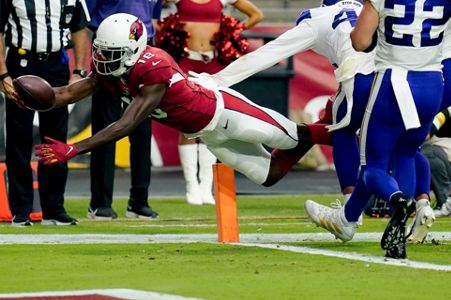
[213,163,239,243]
[0,162,42,221]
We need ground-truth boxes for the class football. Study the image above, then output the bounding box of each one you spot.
[13,75,55,111]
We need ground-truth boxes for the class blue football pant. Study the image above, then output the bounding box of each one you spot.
[344,69,443,221]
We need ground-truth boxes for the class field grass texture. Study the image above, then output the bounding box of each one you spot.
[0,195,450,299]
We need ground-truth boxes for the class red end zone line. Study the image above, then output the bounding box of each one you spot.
[0,288,200,300]
[0,294,114,300]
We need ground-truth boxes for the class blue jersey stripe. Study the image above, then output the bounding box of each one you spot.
[295,10,312,25]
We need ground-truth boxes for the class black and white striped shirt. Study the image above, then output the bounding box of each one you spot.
[0,0,89,53]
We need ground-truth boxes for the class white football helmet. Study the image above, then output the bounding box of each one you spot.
[92,13,147,77]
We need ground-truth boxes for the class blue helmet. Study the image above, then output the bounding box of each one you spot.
[321,0,362,6]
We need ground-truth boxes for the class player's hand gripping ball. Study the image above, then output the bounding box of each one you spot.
[13,75,56,111]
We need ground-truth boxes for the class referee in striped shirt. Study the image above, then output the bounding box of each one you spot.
[0,0,89,226]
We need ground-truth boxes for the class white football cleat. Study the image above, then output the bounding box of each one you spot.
[304,199,357,242]
[433,198,451,218]
[407,199,435,243]
[330,199,363,226]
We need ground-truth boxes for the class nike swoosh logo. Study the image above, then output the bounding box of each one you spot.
[65,145,74,156]
[223,120,229,130]
[152,60,162,66]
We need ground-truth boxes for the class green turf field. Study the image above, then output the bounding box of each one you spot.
[0,195,450,299]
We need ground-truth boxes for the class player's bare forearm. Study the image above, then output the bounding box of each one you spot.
[74,82,166,154]
[53,76,98,107]
[351,1,379,51]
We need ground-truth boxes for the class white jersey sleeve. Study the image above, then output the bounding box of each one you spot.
[210,0,371,87]
[212,21,317,87]
[368,0,383,12]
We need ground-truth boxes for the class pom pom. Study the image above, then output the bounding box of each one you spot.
[155,14,248,66]
[212,15,249,65]
[155,13,190,61]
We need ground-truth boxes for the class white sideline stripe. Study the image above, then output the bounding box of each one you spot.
[238,243,451,272]
[0,288,201,299]
[128,222,310,228]
[0,232,450,244]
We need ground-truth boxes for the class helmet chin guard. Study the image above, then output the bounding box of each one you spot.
[92,13,148,77]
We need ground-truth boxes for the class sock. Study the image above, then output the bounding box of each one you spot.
[271,143,313,177]
[344,174,372,222]
[344,193,351,202]
[317,98,333,124]
[271,123,316,177]
[414,151,431,196]
[333,130,360,190]
[306,123,333,145]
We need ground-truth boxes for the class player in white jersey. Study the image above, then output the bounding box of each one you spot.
[193,0,375,200]
[194,0,436,241]
[306,0,449,258]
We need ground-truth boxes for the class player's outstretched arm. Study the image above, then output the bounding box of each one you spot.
[75,82,166,154]
[210,22,316,87]
[35,82,166,165]
[53,75,99,107]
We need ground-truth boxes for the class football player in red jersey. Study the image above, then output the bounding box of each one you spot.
[34,13,312,187]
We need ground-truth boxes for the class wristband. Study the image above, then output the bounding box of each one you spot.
[0,72,9,81]
[73,69,87,78]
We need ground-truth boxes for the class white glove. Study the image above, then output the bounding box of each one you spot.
[188,71,221,91]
